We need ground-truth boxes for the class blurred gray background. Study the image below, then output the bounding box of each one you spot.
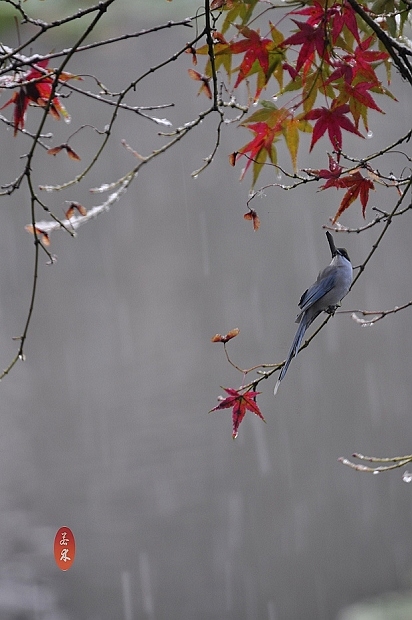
[0,1,411,618]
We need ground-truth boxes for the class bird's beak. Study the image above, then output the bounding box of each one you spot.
[326,231,337,257]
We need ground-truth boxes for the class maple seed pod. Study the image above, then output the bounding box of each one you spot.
[228,152,237,166]
[225,328,240,341]
[54,526,76,571]
[211,328,239,343]
[243,210,260,231]
[211,334,224,343]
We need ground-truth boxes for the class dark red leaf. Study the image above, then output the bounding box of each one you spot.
[305,103,363,151]
[303,153,343,179]
[321,171,375,222]
[0,60,73,135]
[282,19,327,73]
[231,27,272,88]
[210,388,264,439]
[237,121,278,179]
[331,1,360,44]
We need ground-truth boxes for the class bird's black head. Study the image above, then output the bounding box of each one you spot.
[337,247,350,262]
[325,231,350,262]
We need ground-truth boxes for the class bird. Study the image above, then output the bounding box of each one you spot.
[274,231,352,395]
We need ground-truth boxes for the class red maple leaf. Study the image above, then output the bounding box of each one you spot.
[237,121,278,181]
[304,153,343,179]
[291,1,330,25]
[0,60,76,136]
[353,35,389,68]
[331,1,360,44]
[281,19,327,73]
[305,102,363,151]
[230,26,272,88]
[320,170,375,222]
[210,388,265,439]
[341,36,389,85]
[339,81,385,129]
[325,61,355,86]
[292,0,360,44]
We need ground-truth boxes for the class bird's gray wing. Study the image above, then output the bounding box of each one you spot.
[298,271,336,315]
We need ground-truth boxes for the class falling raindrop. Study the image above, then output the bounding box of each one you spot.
[276,170,282,180]
[367,130,373,139]
[273,96,278,102]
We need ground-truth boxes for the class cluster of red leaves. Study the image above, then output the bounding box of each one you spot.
[1,60,80,136]
[189,0,394,221]
[210,387,265,439]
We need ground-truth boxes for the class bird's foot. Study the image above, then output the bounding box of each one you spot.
[326,302,340,316]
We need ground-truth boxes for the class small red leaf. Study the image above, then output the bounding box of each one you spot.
[1,60,76,135]
[327,171,375,222]
[305,103,363,152]
[210,387,264,439]
[282,19,327,73]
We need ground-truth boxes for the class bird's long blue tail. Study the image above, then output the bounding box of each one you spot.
[274,319,308,395]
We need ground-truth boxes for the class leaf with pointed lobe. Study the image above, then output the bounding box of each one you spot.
[305,103,363,152]
[281,19,327,73]
[210,387,264,439]
[320,170,375,222]
[237,121,279,185]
